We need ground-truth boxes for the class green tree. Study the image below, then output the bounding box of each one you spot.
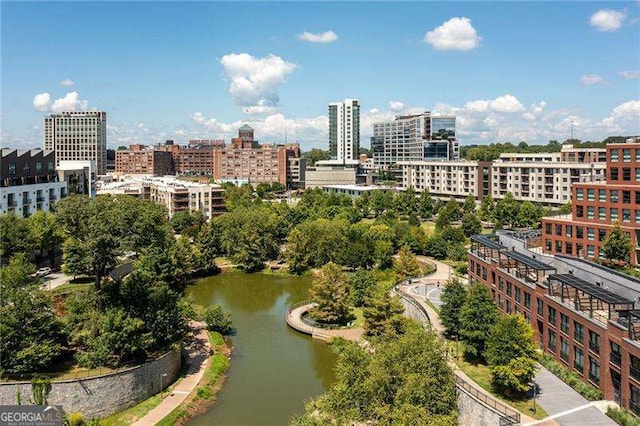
[285,218,349,272]
[478,195,496,222]
[201,305,233,334]
[369,190,393,217]
[602,221,633,265]
[459,284,499,359]
[495,193,519,227]
[169,210,205,235]
[437,199,462,228]
[461,213,482,237]
[62,238,90,278]
[516,201,541,228]
[28,211,62,266]
[418,189,435,219]
[462,194,476,214]
[0,255,66,373]
[486,315,539,396]
[440,278,468,338]
[0,213,33,259]
[303,148,330,166]
[423,233,448,259]
[363,293,407,337]
[394,245,422,281]
[309,262,353,325]
[350,269,377,308]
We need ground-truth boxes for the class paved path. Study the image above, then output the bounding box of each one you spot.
[287,304,364,342]
[132,322,211,426]
[40,272,73,290]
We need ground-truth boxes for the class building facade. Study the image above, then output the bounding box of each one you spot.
[329,99,360,163]
[469,231,640,413]
[542,141,640,265]
[1,149,66,216]
[44,111,107,175]
[398,160,492,201]
[98,176,225,220]
[372,113,458,167]
[115,145,173,176]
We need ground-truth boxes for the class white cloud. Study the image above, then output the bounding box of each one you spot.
[590,9,626,31]
[388,101,404,112]
[600,100,640,131]
[579,74,609,86]
[220,53,297,111]
[297,30,338,43]
[424,17,481,51]
[620,70,640,80]
[51,92,89,112]
[464,94,524,113]
[59,78,74,87]
[33,93,51,111]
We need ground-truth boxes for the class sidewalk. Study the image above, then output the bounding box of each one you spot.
[132,322,211,426]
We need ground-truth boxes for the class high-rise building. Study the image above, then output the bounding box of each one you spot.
[44,111,107,175]
[372,112,458,167]
[329,99,360,163]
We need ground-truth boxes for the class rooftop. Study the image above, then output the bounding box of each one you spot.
[504,250,555,271]
[549,273,634,305]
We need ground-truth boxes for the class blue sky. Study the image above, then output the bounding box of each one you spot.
[2,1,639,150]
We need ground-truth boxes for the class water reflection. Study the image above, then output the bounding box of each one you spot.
[186,272,336,426]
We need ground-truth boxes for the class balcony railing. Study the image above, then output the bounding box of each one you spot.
[610,352,621,367]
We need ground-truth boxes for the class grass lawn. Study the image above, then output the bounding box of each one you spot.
[100,394,164,426]
[454,350,547,421]
[53,282,92,295]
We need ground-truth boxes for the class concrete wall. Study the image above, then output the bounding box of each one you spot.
[457,386,515,426]
[0,349,181,419]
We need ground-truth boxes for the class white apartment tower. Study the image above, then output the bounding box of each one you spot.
[329,99,360,163]
[44,111,107,175]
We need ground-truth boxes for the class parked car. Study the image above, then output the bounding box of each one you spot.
[35,267,52,277]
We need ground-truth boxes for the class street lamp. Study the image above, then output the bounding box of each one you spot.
[160,373,168,397]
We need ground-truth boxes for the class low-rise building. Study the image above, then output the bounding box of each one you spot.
[98,176,224,219]
[115,144,173,176]
[469,231,640,413]
[322,184,397,198]
[304,165,357,189]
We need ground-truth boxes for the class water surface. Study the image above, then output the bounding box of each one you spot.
[186,272,337,426]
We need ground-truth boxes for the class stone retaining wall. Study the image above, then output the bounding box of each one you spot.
[457,386,512,426]
[0,349,181,419]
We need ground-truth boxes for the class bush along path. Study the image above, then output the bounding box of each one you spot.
[132,321,230,426]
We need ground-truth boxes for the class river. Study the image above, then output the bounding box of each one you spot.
[185,272,337,426]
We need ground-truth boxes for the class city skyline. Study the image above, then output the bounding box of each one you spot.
[2,1,639,151]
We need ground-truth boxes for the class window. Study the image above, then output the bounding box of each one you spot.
[565,242,572,254]
[574,346,584,373]
[506,300,512,314]
[546,223,552,234]
[632,385,640,416]
[8,162,16,175]
[524,293,531,309]
[515,287,521,303]
[587,206,595,219]
[36,162,42,172]
[587,228,595,241]
[598,207,606,220]
[623,209,631,223]
[611,149,619,162]
[577,227,584,239]
[574,321,584,343]
[589,357,600,384]
[637,149,640,162]
[587,188,595,201]
[507,283,512,297]
[624,191,631,204]
[556,224,563,236]
[576,205,584,218]
[636,210,640,223]
[623,149,631,162]
[636,168,640,182]
[561,313,569,334]
[566,225,573,237]
[599,189,606,202]
[560,338,569,362]
[23,162,30,174]
[576,188,584,200]
[612,168,619,180]
[548,306,557,326]
[548,330,557,353]
[623,168,632,181]
[537,299,544,316]
[599,229,607,242]
[587,245,595,257]
[589,331,600,354]
[611,208,618,221]
[610,341,621,366]
[637,191,640,205]
[632,355,640,381]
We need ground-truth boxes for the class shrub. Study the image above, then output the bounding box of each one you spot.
[68,412,84,426]
[540,354,603,400]
[202,305,233,335]
[606,407,640,426]
[455,263,468,275]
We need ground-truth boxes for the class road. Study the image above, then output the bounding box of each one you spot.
[39,272,73,291]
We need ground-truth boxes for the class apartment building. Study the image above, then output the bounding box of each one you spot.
[44,111,107,175]
[469,231,640,413]
[98,176,225,219]
[542,141,640,265]
[115,144,173,176]
[398,160,492,201]
[329,99,360,163]
[372,113,458,167]
[1,149,66,216]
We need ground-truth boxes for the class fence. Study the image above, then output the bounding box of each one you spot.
[456,377,521,425]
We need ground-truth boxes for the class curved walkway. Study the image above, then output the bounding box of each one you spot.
[132,321,210,426]
[286,303,364,342]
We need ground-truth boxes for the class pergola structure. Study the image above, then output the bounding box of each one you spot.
[548,274,635,325]
[498,250,556,287]
[470,234,505,260]
[618,310,640,340]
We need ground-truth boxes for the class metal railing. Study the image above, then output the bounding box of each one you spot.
[285,300,331,338]
[456,377,521,424]
[393,284,431,325]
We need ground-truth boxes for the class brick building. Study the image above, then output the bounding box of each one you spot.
[115,144,173,176]
[469,231,640,413]
[542,140,640,265]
